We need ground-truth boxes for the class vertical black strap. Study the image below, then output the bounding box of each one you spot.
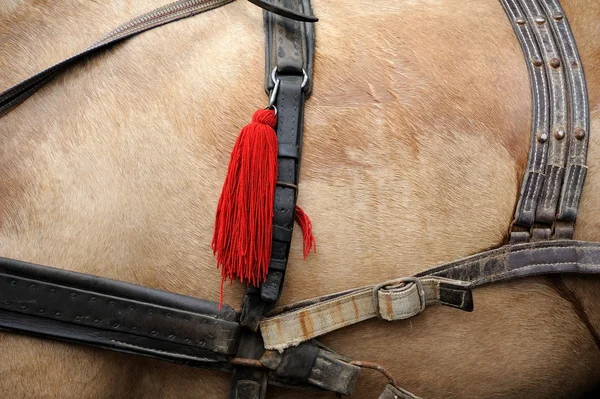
[240,0,315,331]
[232,2,315,399]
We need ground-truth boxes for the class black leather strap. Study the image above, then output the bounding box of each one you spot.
[0,256,239,366]
[234,3,316,398]
[240,0,316,331]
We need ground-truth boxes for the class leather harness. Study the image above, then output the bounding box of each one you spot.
[0,0,593,397]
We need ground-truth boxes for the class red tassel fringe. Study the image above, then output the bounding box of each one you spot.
[212,109,278,306]
[294,205,316,259]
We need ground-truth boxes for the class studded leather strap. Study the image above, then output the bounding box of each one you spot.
[501,0,550,240]
[503,0,589,242]
[516,0,568,238]
[539,0,590,231]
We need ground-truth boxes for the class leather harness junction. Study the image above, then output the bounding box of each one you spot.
[0,0,594,397]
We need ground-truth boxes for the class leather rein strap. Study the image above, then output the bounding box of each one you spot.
[0,0,316,116]
[0,0,593,398]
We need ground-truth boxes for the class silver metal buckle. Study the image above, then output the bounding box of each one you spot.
[371,277,426,320]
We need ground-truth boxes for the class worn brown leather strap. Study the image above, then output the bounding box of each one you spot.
[516,0,568,237]
[423,240,600,286]
[504,0,589,242]
[500,0,550,241]
[539,0,589,231]
[261,240,600,351]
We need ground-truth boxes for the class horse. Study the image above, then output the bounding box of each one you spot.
[1,0,599,397]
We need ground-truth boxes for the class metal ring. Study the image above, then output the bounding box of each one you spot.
[371,277,425,320]
[271,67,309,89]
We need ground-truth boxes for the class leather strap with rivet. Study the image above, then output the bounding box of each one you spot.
[504,0,589,242]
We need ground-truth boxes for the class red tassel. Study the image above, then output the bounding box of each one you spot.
[294,205,316,259]
[212,109,278,306]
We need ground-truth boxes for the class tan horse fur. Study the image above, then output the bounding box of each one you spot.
[1,0,600,397]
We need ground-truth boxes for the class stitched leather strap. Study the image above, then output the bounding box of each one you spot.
[234,2,316,397]
[0,256,239,364]
[260,277,473,351]
[539,0,590,229]
[504,0,589,241]
[260,240,600,351]
[239,0,315,331]
[501,0,550,238]
[516,0,568,235]
[0,0,237,116]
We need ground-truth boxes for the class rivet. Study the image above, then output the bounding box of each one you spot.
[198,340,205,346]
[553,13,564,20]
[534,16,546,24]
[49,288,56,294]
[94,319,100,324]
[550,58,561,68]
[128,305,134,310]
[554,129,565,140]
[30,284,36,289]
[38,309,44,313]
[75,316,81,321]
[515,17,526,25]
[147,309,154,314]
[201,319,208,325]
[70,293,76,298]
[532,57,543,67]
[571,59,579,68]
[184,316,191,322]
[168,334,175,340]
[574,128,586,140]
[184,339,191,344]
[113,323,119,328]
[109,300,115,306]
[20,305,26,310]
[3,301,9,306]
[90,297,96,302]
[537,132,548,143]
[10,280,16,286]
[151,330,158,336]
[55,311,61,317]
[132,326,138,331]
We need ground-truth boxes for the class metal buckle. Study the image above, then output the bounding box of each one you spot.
[371,277,426,320]
[266,67,309,114]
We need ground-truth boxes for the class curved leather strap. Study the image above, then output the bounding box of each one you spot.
[539,0,590,230]
[516,0,568,236]
[500,0,551,240]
